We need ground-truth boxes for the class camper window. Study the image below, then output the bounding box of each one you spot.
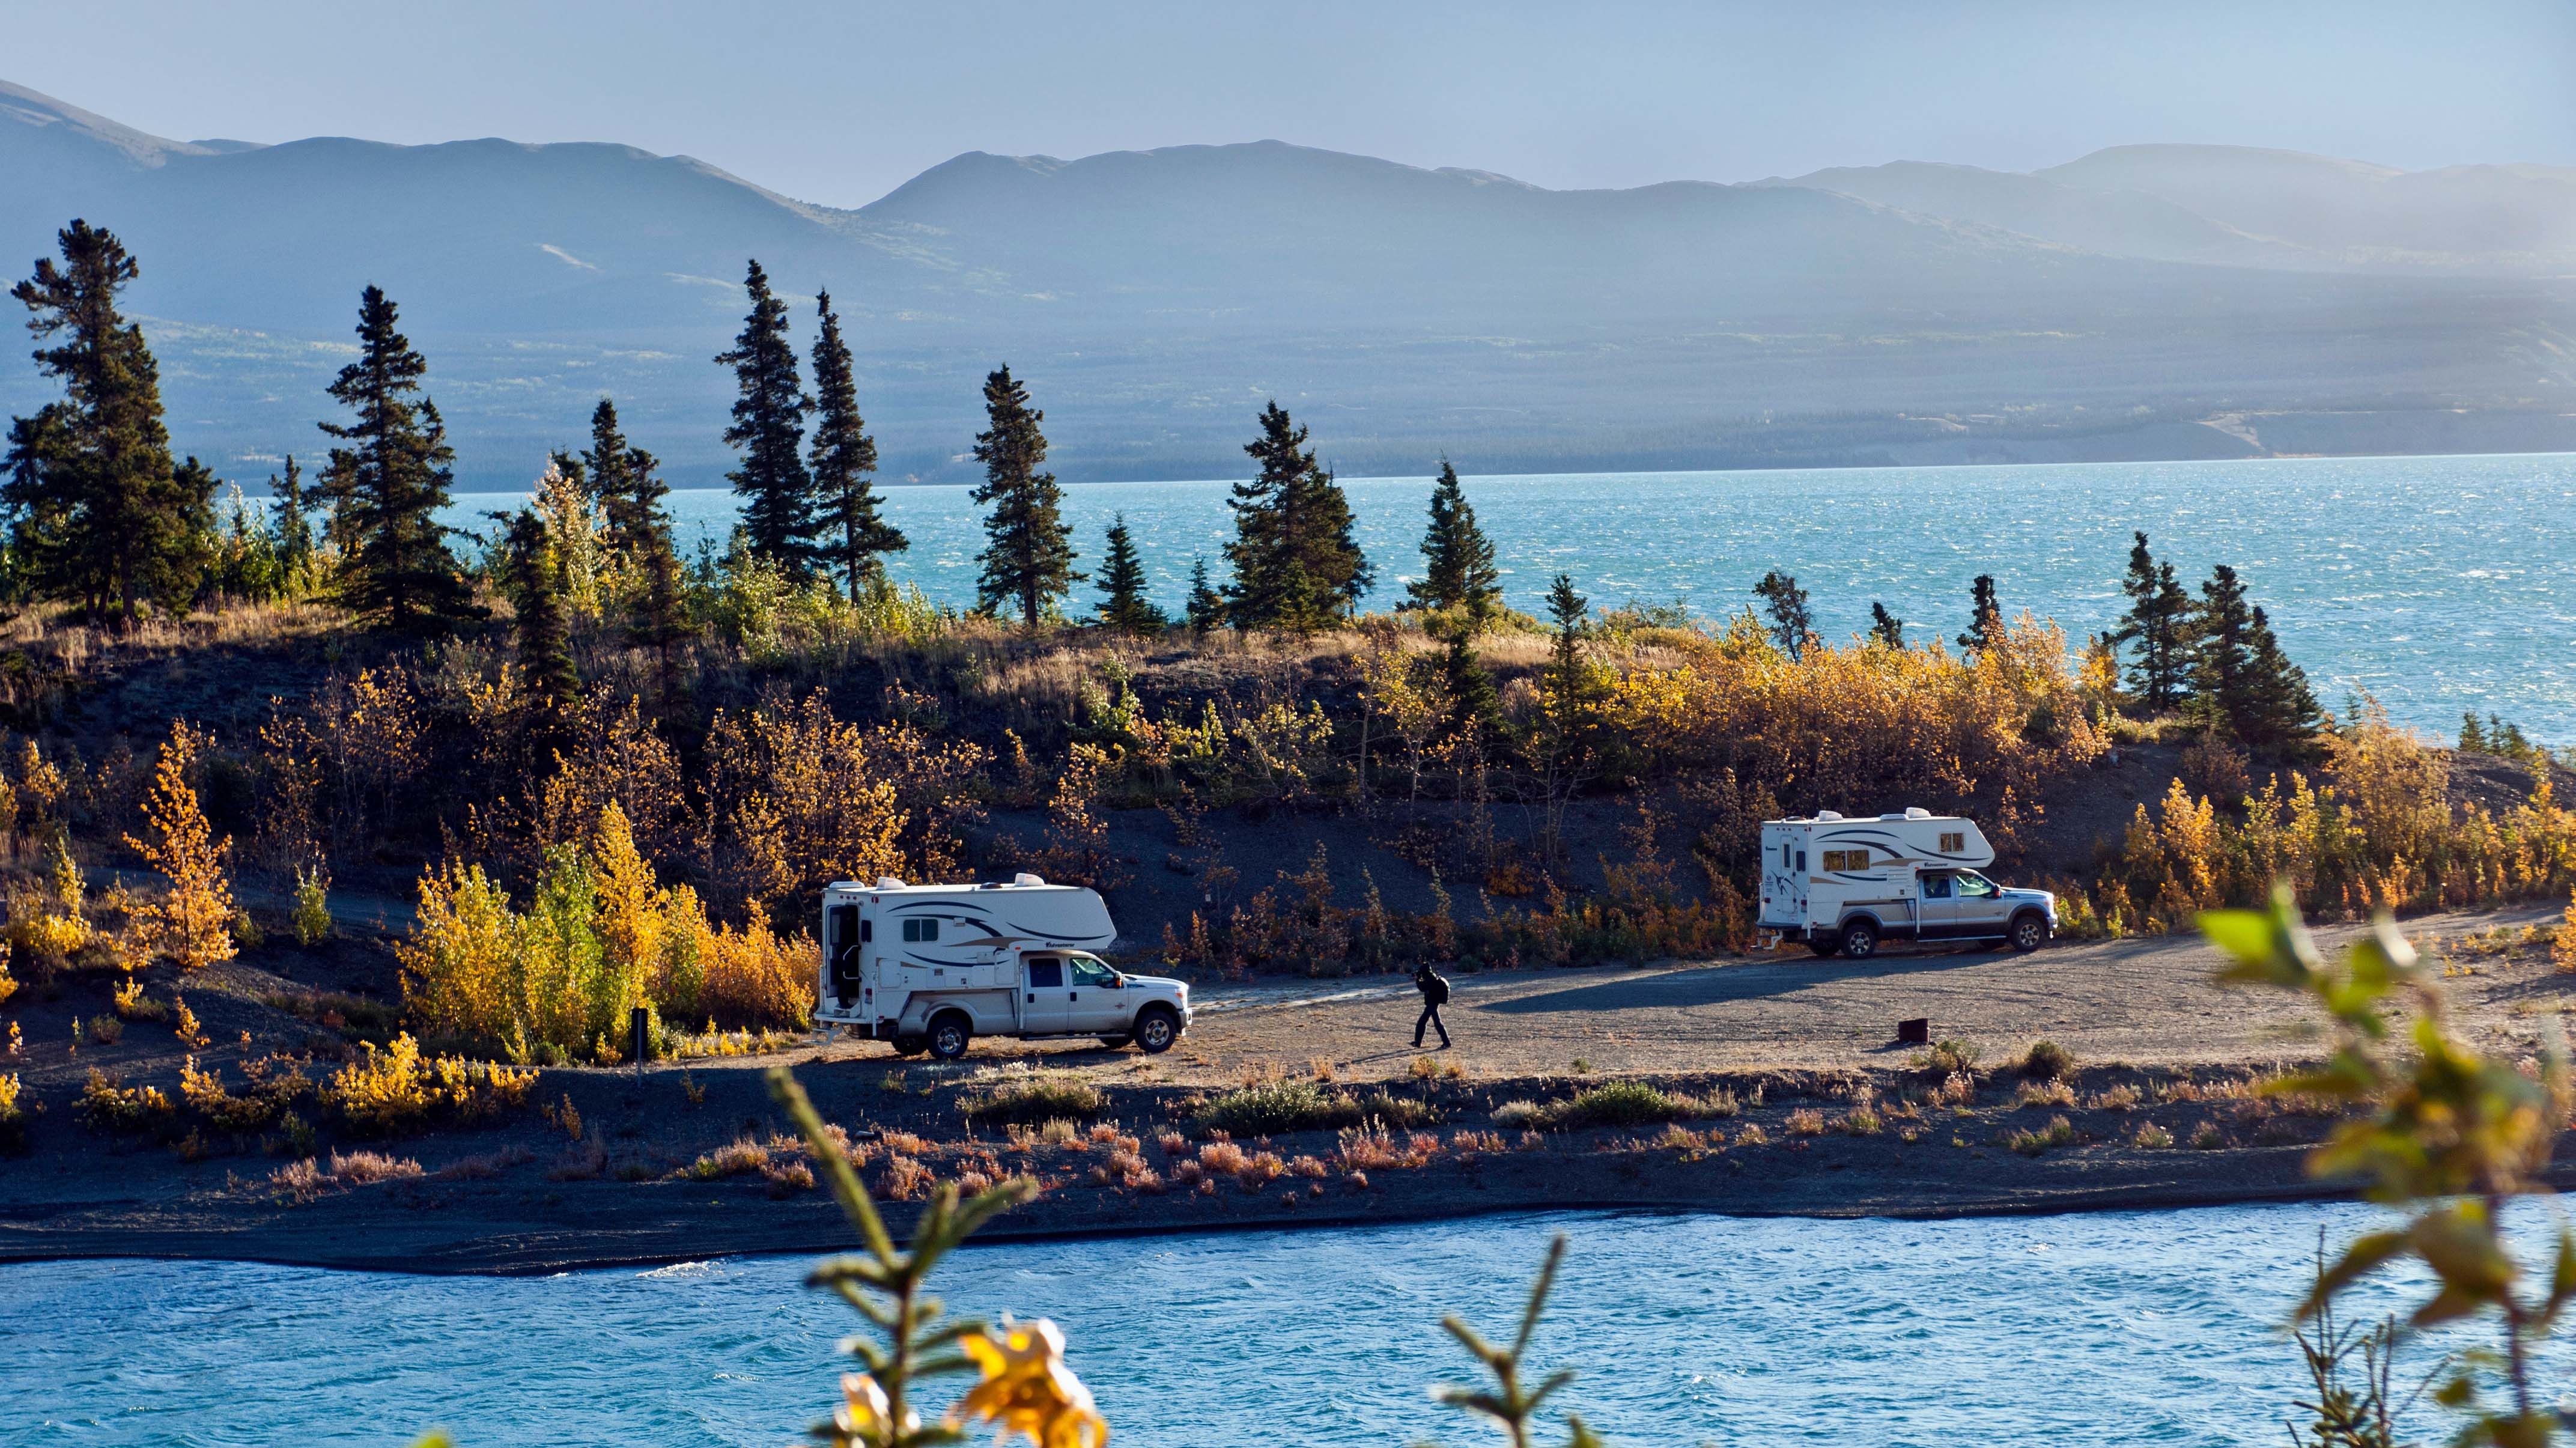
[902,918,940,943]
[1939,831,1964,854]
[1822,849,1871,872]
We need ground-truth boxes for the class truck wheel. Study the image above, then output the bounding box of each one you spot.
[1133,1006,1180,1054]
[925,1013,973,1060]
[1839,920,1879,960]
[2010,912,2050,954]
[889,1035,928,1057]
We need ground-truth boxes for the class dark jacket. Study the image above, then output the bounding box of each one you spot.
[1415,967,1451,1006]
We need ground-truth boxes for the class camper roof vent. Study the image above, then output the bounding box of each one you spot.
[1880,812,1907,821]
[1013,872,1046,887]
[875,877,905,890]
[1815,810,1843,822]
[1904,807,1932,820]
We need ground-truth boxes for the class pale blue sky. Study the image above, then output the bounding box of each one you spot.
[10,0,2573,207]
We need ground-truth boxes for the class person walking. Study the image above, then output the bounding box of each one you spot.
[1411,963,1453,1048]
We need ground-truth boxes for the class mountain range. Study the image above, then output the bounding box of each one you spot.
[4,76,2572,489]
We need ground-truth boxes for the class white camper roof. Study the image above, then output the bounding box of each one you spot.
[827,874,1078,895]
[1764,808,1957,826]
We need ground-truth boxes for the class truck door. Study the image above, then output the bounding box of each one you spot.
[1021,955,1074,1033]
[1952,872,2011,937]
[1916,872,1957,938]
[1065,954,1129,1032]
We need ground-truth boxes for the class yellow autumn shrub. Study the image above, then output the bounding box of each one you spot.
[327,1032,535,1136]
[124,722,238,970]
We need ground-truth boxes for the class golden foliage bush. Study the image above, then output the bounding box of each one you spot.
[2100,711,2576,929]
[123,723,238,971]
[326,1033,536,1136]
[401,804,814,1056]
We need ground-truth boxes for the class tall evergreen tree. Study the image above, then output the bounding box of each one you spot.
[2110,531,2195,711]
[1868,601,1906,648]
[1185,555,1224,637]
[2459,711,2488,754]
[270,454,316,580]
[579,398,685,674]
[715,260,815,575]
[970,365,1077,626]
[1405,458,1500,624]
[1438,622,1500,734]
[806,291,906,601]
[2240,604,2322,747]
[1092,514,1164,633]
[1957,574,2002,657]
[1752,570,1814,660]
[317,285,479,633]
[1534,572,1606,779]
[2189,563,2257,732]
[5,220,215,626]
[1223,401,1372,631]
[497,508,579,712]
[582,398,672,562]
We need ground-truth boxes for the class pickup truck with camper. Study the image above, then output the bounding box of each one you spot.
[813,874,1191,1060]
[1757,809,2056,959]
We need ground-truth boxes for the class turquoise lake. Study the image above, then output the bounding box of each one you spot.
[8,1201,2568,1446]
[448,452,2576,742]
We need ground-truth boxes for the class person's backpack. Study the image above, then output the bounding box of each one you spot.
[1422,969,1451,1006]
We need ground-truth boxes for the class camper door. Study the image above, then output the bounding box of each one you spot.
[1763,831,1808,925]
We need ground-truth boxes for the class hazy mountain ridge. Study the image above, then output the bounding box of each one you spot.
[2,78,2572,489]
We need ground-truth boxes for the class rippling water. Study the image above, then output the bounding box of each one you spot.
[452,452,2576,740]
[9,1202,2565,1446]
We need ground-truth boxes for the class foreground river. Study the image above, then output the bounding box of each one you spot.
[9,1200,2565,1446]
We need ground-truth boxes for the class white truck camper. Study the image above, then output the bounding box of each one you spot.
[1757,809,2056,960]
[814,874,1192,1060]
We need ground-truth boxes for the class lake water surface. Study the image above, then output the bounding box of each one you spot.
[8,1200,2564,1447]
[452,452,2576,741]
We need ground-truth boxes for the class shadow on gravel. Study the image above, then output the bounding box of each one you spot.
[1472,938,2176,1015]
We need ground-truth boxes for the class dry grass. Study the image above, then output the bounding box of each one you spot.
[684,1139,770,1180]
[2133,1122,2175,1148]
[2090,1084,2140,1112]
[1784,1108,1825,1137]
[327,1149,424,1184]
[2016,1080,2077,1110]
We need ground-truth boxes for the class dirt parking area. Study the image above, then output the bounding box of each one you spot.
[899,902,2574,1084]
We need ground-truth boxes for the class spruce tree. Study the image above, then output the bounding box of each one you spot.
[1185,555,1224,637]
[2190,563,2256,733]
[2459,711,2488,754]
[1405,458,1499,624]
[497,508,579,712]
[583,398,672,564]
[1438,622,1500,734]
[1869,601,1905,648]
[270,454,315,581]
[2239,604,2321,747]
[970,365,1077,626]
[1957,574,2002,657]
[580,398,685,673]
[1752,570,1814,660]
[1224,401,1372,631]
[1092,514,1164,633]
[317,285,479,633]
[1536,572,1605,777]
[715,260,816,576]
[2111,531,2195,711]
[807,291,905,600]
[5,220,215,626]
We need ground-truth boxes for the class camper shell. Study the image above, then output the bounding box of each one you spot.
[814,875,1191,1059]
[1757,809,2055,958]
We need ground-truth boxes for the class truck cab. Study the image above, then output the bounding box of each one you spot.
[815,875,1191,1060]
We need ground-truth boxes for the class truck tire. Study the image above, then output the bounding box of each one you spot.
[1133,1006,1181,1054]
[2009,911,2050,954]
[925,1012,973,1060]
[1839,919,1879,960]
[889,1035,928,1057]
